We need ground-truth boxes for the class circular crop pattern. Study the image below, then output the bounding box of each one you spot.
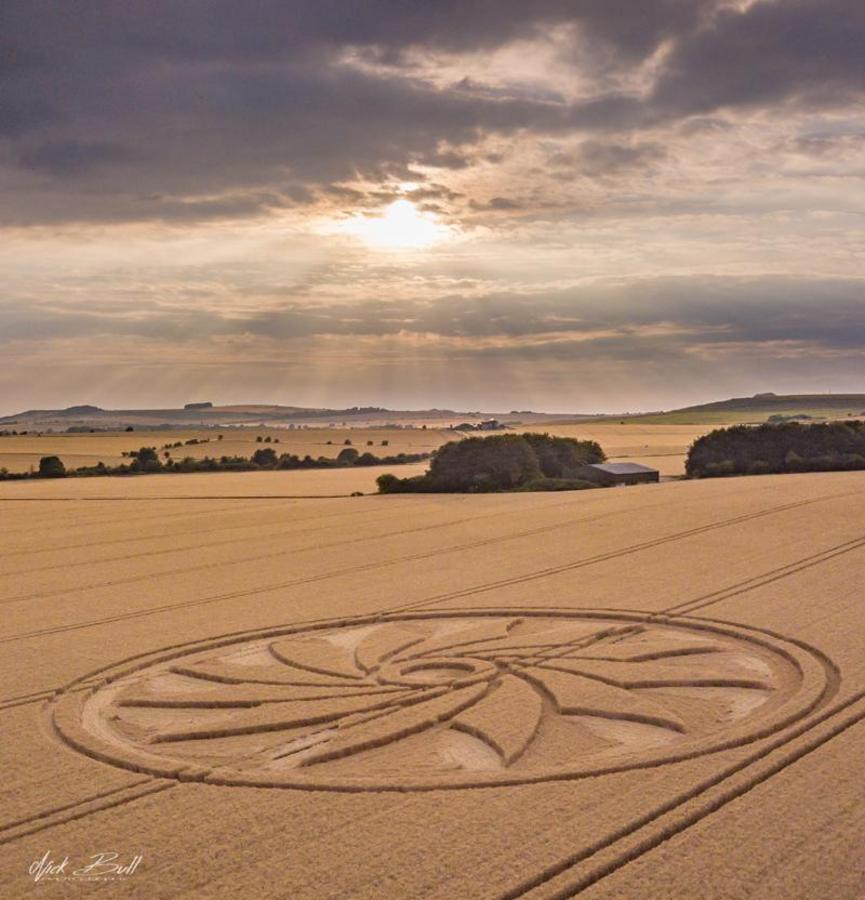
[51,610,831,790]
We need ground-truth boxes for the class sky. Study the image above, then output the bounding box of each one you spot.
[1,0,863,415]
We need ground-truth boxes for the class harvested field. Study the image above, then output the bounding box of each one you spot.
[2,471,865,897]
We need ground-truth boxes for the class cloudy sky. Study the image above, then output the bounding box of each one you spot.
[2,0,863,414]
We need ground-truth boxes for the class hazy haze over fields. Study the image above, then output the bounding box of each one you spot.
[2,1,864,413]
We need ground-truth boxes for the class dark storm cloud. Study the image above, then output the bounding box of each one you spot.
[0,0,716,71]
[651,0,865,115]
[0,57,565,224]
[0,0,863,225]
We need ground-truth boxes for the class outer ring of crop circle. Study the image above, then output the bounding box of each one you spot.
[49,608,836,792]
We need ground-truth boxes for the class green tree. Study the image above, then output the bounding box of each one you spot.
[521,433,605,476]
[38,455,66,478]
[426,435,541,491]
[130,446,161,473]
[252,447,278,467]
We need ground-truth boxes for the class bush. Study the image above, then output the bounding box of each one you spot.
[38,455,66,478]
[784,450,805,471]
[516,477,596,492]
[747,460,772,475]
[354,452,379,465]
[377,473,436,493]
[252,447,278,467]
[130,447,161,473]
[377,473,400,493]
[337,447,359,464]
[703,459,736,477]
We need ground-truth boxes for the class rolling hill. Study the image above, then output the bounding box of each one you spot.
[0,403,587,430]
[613,393,865,425]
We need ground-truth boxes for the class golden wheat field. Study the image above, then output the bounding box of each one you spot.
[1,468,865,897]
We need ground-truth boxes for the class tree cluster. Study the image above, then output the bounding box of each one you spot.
[377,433,605,494]
[686,421,865,478]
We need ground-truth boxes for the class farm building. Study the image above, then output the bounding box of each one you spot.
[577,462,660,486]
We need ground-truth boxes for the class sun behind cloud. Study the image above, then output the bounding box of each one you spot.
[337,199,453,249]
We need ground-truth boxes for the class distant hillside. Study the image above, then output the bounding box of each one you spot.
[618,393,865,425]
[678,393,865,413]
[0,403,587,430]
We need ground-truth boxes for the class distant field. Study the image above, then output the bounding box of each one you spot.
[0,426,452,475]
[0,422,713,477]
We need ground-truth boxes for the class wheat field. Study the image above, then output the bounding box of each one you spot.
[1,469,864,897]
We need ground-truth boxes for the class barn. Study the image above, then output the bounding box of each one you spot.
[577,462,660,486]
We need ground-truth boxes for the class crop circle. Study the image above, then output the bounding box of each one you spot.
[51,610,831,791]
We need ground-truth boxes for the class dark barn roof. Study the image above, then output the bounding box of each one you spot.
[585,463,658,475]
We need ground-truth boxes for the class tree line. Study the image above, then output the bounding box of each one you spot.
[686,421,865,477]
[0,446,429,481]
